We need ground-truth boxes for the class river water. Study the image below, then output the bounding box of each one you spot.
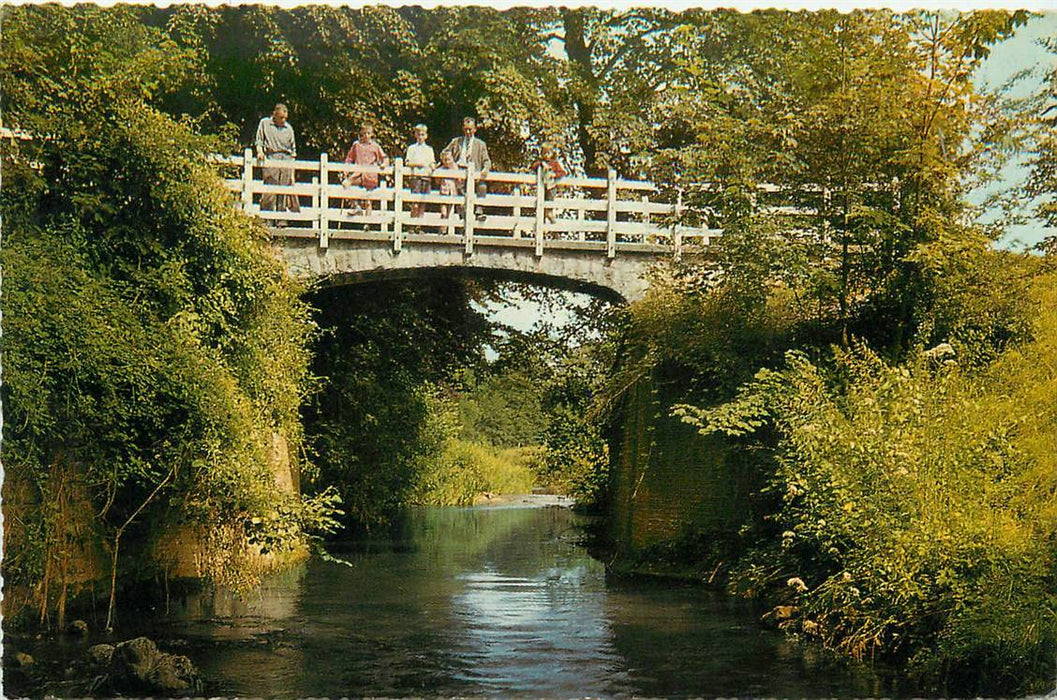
[11,498,908,697]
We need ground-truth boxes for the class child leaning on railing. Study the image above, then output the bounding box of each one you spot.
[532,142,567,224]
[437,151,459,222]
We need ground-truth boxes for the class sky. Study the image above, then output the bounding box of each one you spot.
[972,11,1057,250]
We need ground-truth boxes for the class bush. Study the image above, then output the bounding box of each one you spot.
[677,333,1057,694]
[458,367,547,448]
[1,100,320,607]
[537,406,609,506]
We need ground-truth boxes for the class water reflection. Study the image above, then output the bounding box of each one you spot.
[447,511,632,696]
[115,502,893,697]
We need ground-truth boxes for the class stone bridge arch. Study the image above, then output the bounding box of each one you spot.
[277,236,659,303]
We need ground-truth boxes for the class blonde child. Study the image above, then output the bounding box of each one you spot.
[437,150,459,222]
[405,124,436,218]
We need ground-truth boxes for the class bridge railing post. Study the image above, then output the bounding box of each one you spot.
[379,167,389,235]
[392,157,404,253]
[641,194,651,245]
[319,153,329,249]
[241,147,254,214]
[535,164,545,257]
[577,198,585,242]
[606,167,617,259]
[464,163,476,255]
[513,185,522,239]
[673,187,683,259]
[311,175,319,230]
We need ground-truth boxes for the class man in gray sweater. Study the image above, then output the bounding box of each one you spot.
[254,103,300,223]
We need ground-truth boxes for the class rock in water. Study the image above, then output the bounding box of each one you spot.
[109,637,159,688]
[107,637,199,694]
[67,619,89,635]
[12,651,35,668]
[150,653,199,692]
[87,643,115,667]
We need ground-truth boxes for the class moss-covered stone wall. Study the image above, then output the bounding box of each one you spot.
[608,373,758,554]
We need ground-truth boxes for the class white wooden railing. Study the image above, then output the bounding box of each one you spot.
[217,149,719,258]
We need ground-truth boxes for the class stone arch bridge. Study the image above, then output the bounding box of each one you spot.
[220,150,720,302]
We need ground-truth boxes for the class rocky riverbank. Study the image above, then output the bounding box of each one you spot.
[5,624,200,697]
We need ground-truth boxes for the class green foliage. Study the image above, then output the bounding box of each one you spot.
[1027,37,1057,242]
[905,226,1037,365]
[457,367,546,448]
[0,5,208,136]
[246,488,344,556]
[2,77,316,597]
[408,7,570,167]
[676,331,1057,694]
[303,279,614,517]
[4,14,1051,694]
[303,280,492,531]
[537,405,609,507]
[601,13,1045,689]
[648,10,1029,357]
[149,5,572,169]
[533,342,614,508]
[413,438,538,507]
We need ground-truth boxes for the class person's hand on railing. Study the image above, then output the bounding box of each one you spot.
[343,163,368,189]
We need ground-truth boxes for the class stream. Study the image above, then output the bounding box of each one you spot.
[7,497,912,697]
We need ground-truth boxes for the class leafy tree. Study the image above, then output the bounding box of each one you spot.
[156,5,425,154]
[458,368,546,448]
[643,10,1030,359]
[1,4,330,623]
[0,4,214,148]
[406,7,570,168]
[151,5,571,168]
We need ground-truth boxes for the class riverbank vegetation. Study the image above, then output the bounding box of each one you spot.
[1,10,340,628]
[657,270,1056,692]
[590,10,1056,695]
[413,440,538,507]
[2,4,1054,694]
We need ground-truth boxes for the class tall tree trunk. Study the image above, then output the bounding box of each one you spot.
[562,10,603,176]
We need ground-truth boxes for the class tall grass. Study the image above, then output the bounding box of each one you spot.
[412,440,538,506]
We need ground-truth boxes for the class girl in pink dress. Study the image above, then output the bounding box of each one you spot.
[343,125,388,215]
